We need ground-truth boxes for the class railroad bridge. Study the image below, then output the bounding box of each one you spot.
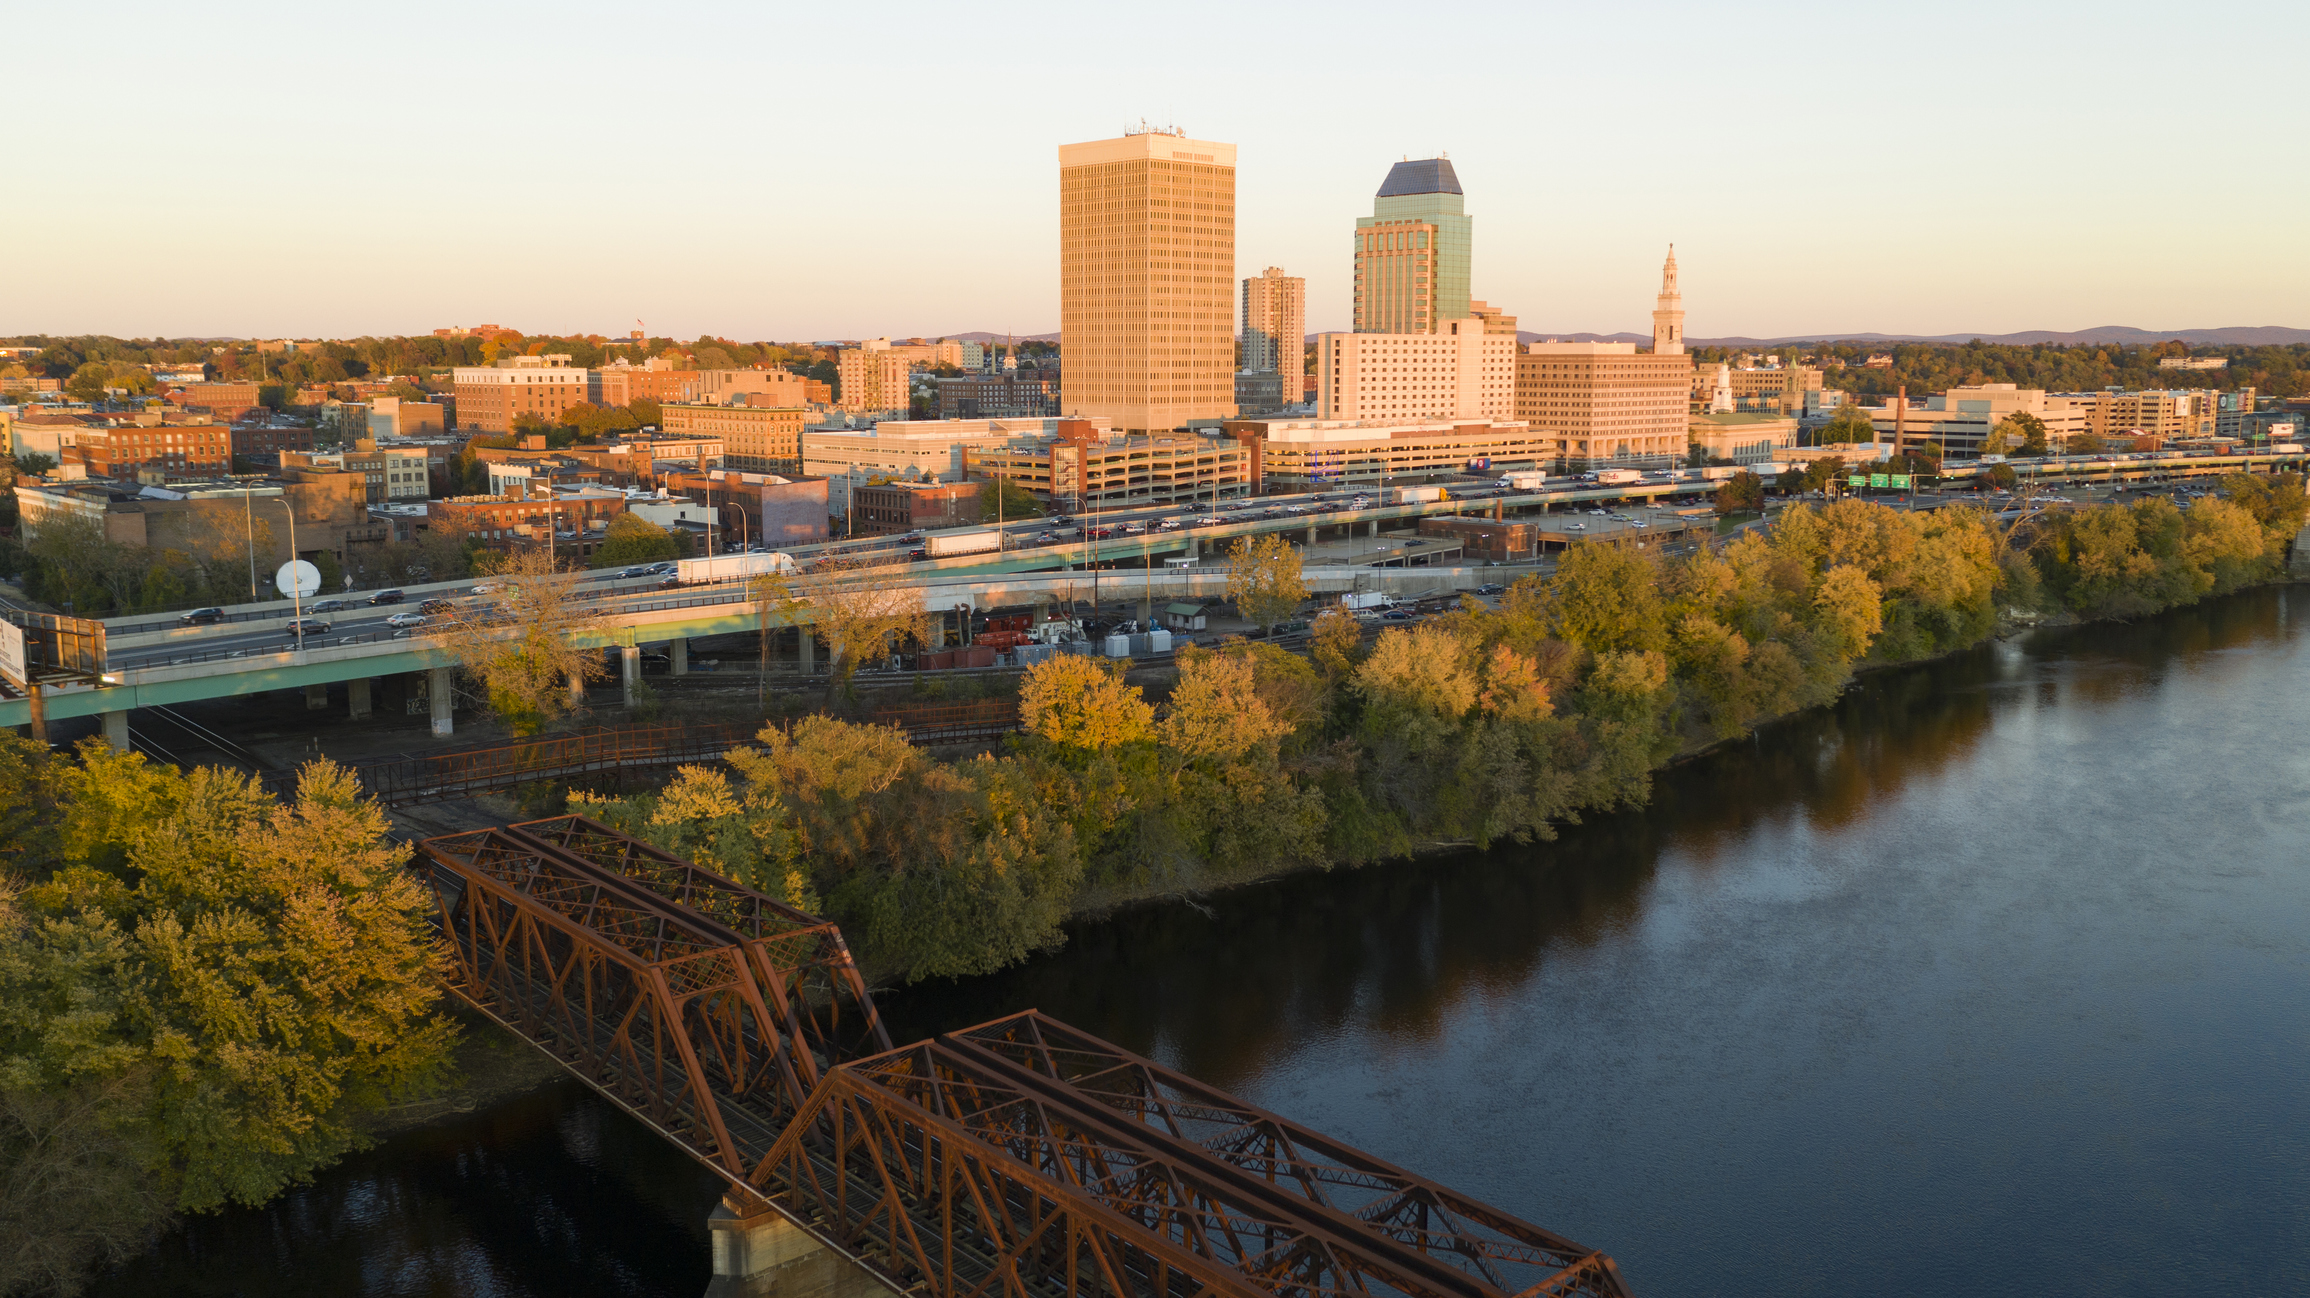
[414,816,1634,1298]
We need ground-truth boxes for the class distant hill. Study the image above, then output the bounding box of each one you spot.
[1510,325,2310,348]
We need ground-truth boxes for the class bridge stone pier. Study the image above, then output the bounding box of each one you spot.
[708,1194,893,1298]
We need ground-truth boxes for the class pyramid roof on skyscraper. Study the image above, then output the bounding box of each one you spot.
[1376,158,1461,198]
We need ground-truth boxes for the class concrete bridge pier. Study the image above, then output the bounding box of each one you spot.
[349,677,372,720]
[429,666,454,737]
[799,630,815,675]
[102,709,129,751]
[621,645,641,705]
[304,683,329,711]
[670,637,688,675]
[706,1195,888,1298]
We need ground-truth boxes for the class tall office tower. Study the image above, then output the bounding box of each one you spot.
[1354,157,1471,334]
[1652,245,1685,355]
[1241,266,1306,374]
[1060,130,1239,432]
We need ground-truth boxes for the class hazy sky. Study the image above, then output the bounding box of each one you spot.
[10,1,2305,343]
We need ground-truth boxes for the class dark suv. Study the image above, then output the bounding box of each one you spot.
[178,607,224,626]
[367,589,405,606]
[418,598,456,615]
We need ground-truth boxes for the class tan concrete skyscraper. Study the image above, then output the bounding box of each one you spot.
[1651,246,1685,355]
[1060,131,1238,431]
[1241,266,1305,374]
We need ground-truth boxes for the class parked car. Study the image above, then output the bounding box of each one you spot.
[385,611,429,628]
[367,589,405,606]
[418,598,455,614]
[1475,583,1505,595]
[308,598,348,614]
[177,607,224,625]
[284,618,332,637]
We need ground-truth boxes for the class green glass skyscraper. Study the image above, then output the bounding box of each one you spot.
[1353,157,1471,334]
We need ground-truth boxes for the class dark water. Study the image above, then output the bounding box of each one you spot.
[101,588,2310,1297]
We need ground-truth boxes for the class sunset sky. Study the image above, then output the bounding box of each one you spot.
[10,0,2304,342]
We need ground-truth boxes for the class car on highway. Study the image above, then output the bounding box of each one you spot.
[284,618,332,637]
[1475,583,1506,595]
[470,582,499,594]
[621,566,652,578]
[418,598,456,615]
[367,589,406,606]
[385,611,429,628]
[178,607,224,625]
[308,599,348,614]
[1380,609,1417,623]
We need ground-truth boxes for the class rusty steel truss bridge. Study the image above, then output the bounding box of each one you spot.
[414,816,1633,1298]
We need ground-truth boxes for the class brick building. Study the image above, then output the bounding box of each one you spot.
[661,401,805,474]
[660,469,830,546]
[173,382,262,421]
[935,372,1059,419]
[451,355,589,432]
[851,480,982,535]
[232,423,317,459]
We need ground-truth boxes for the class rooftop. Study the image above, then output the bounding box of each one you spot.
[1376,157,1462,198]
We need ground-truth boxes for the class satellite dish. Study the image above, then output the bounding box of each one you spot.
[275,560,321,598]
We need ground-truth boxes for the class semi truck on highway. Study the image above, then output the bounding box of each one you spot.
[924,530,1002,558]
[1593,468,1643,485]
[676,552,796,584]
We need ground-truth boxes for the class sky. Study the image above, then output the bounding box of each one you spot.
[8,0,2306,343]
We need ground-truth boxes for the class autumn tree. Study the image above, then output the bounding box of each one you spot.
[979,475,1043,520]
[1018,655,1153,751]
[428,547,609,733]
[1715,470,1766,514]
[1160,653,1290,761]
[1224,533,1308,632]
[755,556,929,704]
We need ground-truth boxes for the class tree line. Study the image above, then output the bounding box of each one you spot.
[565,482,2303,987]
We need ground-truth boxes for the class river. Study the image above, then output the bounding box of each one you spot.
[97,587,2310,1297]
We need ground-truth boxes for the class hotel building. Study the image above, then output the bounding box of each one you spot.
[1059,130,1238,432]
[1315,317,1517,422]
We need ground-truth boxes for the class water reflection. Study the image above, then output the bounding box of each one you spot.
[97,588,2310,1298]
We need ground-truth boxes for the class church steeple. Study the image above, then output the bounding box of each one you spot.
[1651,244,1684,355]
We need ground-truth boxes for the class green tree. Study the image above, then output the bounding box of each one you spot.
[1802,455,1848,496]
[1715,470,1766,514]
[64,363,112,403]
[1817,404,1875,445]
[1550,543,1666,654]
[1224,533,1308,631]
[589,512,679,568]
[979,475,1043,520]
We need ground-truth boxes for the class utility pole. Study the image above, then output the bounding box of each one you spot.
[273,499,304,645]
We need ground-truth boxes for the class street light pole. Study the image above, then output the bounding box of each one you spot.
[272,499,304,645]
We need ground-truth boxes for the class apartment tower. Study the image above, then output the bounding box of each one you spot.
[1355,158,1471,334]
[1059,130,1239,432]
[1241,266,1306,374]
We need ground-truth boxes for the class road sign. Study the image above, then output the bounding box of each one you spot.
[1848,473,1867,487]
[276,559,321,598]
[1891,474,1913,489]
[1869,473,1889,488]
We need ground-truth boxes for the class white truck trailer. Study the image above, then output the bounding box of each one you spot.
[925,530,1002,558]
[676,552,796,584]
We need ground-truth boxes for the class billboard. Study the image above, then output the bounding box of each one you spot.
[0,611,107,685]
[0,622,22,687]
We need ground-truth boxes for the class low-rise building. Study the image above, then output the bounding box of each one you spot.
[67,414,234,479]
[803,417,1107,514]
[430,486,627,550]
[935,371,1059,419]
[285,439,432,503]
[451,354,589,432]
[966,423,1252,512]
[1226,417,1552,490]
[172,382,262,421]
[1691,359,1823,415]
[1687,412,1798,465]
[1867,384,2089,457]
[851,481,982,535]
[661,401,805,474]
[368,396,445,440]
[1235,371,1289,417]
[1416,516,1535,562]
[2044,388,2225,444]
[12,473,383,571]
[1315,317,1517,423]
[660,469,830,546]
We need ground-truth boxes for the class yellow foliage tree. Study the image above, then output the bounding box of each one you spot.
[1019,655,1153,751]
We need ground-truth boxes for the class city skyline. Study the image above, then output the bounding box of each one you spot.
[7,1,2306,342]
